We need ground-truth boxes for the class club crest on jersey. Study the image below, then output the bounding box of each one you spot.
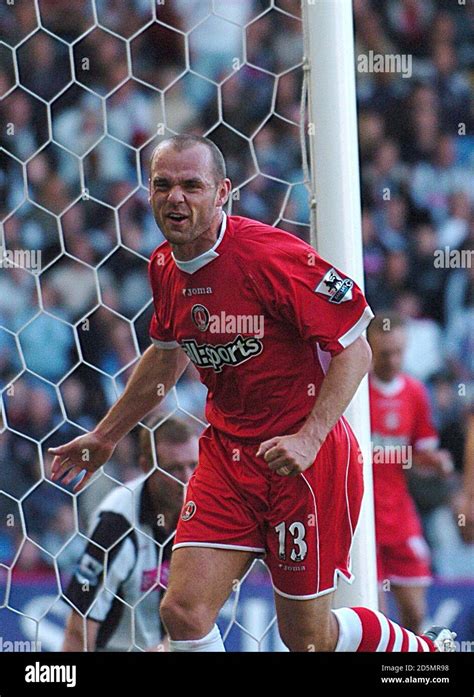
[181,501,196,521]
[192,304,210,332]
[315,268,353,303]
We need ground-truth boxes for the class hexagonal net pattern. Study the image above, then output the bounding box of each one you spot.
[0,0,310,651]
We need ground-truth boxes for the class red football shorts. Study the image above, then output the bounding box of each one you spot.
[173,418,364,599]
[377,535,432,587]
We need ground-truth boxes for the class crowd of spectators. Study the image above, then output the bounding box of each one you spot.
[0,0,472,579]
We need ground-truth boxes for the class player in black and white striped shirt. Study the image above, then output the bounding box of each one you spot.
[62,417,198,652]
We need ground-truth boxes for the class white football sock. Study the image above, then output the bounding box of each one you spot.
[168,624,225,652]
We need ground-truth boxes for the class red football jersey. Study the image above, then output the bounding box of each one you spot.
[149,214,374,441]
[369,373,439,545]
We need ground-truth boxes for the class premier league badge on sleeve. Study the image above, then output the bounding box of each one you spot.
[315,268,353,303]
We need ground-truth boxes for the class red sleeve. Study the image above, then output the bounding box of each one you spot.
[148,312,179,346]
[148,250,179,348]
[255,238,374,356]
[412,381,439,450]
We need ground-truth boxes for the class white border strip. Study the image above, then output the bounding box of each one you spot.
[271,567,355,601]
[172,212,227,274]
[338,305,374,349]
[172,541,265,553]
[385,575,432,587]
[340,418,355,577]
[301,472,320,595]
[151,337,180,349]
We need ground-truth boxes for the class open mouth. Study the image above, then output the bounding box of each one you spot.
[167,213,189,223]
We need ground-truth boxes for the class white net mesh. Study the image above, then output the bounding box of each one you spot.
[0,0,309,651]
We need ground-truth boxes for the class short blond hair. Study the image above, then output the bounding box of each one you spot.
[367,311,406,342]
[138,417,194,469]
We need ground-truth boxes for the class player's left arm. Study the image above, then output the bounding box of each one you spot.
[257,335,372,474]
[411,449,453,474]
[410,382,453,476]
[254,239,375,476]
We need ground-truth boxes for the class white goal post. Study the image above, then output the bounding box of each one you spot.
[0,0,379,652]
[302,0,378,609]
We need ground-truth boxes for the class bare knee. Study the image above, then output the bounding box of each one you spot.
[160,593,214,640]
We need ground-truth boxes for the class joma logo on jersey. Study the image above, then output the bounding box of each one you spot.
[182,287,213,296]
[191,304,265,338]
[181,335,263,372]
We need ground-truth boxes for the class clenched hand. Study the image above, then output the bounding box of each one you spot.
[256,431,321,477]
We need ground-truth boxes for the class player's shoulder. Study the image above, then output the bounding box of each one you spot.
[228,215,316,262]
[228,214,310,252]
[149,239,173,273]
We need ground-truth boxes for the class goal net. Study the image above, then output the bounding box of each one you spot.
[0,0,310,651]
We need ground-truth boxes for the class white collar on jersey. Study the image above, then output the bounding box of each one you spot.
[370,373,406,397]
[171,212,227,274]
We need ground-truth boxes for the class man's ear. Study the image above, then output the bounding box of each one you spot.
[217,178,232,207]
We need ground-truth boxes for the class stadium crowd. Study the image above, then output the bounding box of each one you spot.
[0,0,473,583]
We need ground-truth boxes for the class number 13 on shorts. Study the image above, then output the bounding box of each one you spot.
[275,521,308,562]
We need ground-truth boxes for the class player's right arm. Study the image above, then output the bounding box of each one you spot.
[49,344,189,491]
[62,611,100,652]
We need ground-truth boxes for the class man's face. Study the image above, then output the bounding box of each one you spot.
[149,143,229,246]
[369,327,406,382]
[145,437,198,507]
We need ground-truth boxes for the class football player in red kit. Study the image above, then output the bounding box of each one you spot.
[49,135,456,652]
[368,314,454,633]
